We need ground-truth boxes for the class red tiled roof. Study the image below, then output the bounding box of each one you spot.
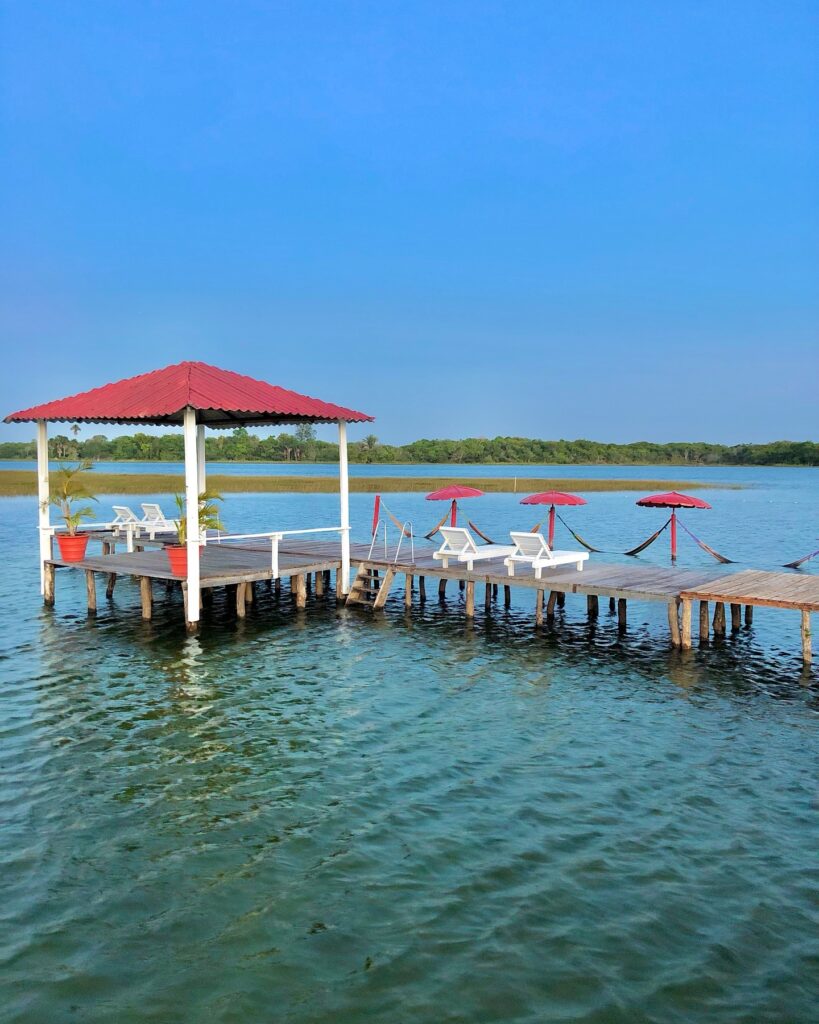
[4,361,374,427]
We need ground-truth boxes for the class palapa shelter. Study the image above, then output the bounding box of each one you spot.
[4,360,374,624]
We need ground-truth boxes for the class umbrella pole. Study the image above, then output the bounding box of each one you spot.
[548,505,555,548]
[451,499,457,527]
[671,510,677,561]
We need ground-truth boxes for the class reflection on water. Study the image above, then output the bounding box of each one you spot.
[0,483,817,1023]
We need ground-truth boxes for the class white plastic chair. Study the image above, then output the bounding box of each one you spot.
[139,503,176,538]
[504,532,588,578]
[433,526,515,571]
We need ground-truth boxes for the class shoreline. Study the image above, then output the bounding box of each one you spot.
[0,470,742,497]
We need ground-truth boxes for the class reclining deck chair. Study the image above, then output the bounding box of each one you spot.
[504,532,588,578]
[433,526,515,571]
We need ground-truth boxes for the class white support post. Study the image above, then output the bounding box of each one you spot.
[196,424,206,494]
[338,419,351,595]
[36,420,51,593]
[183,407,201,625]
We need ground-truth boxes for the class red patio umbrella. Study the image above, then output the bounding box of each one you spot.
[636,491,711,561]
[426,485,484,527]
[519,490,587,547]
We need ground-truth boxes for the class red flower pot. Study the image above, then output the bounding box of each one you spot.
[166,545,189,577]
[56,533,90,563]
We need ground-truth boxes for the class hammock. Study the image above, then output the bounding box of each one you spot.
[622,518,671,556]
[784,547,819,570]
[424,513,495,545]
[677,518,733,564]
[375,496,413,537]
[555,511,607,553]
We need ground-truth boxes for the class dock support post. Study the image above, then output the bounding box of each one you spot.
[183,407,201,628]
[557,591,565,608]
[316,572,325,597]
[485,582,492,611]
[465,581,475,618]
[668,601,681,648]
[699,601,709,640]
[44,562,55,606]
[680,599,692,649]
[140,576,152,620]
[439,578,447,599]
[504,585,511,608]
[337,420,351,596]
[713,603,726,636]
[246,581,254,604]
[801,611,811,664]
[617,598,627,630]
[745,605,753,626]
[85,571,97,615]
[609,597,616,613]
[295,574,307,609]
[36,419,51,595]
[235,582,247,618]
[587,594,598,618]
[535,589,543,626]
[546,591,557,620]
[730,603,741,632]
[418,576,426,603]
[405,574,413,608]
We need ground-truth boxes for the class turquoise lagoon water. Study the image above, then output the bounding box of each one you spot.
[0,466,817,1023]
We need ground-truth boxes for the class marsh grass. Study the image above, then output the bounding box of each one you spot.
[0,470,738,497]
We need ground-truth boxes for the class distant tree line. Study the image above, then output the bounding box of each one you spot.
[0,427,816,466]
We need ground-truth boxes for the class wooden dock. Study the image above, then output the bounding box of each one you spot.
[42,537,819,664]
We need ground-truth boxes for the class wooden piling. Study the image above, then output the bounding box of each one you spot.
[404,574,413,607]
[557,591,565,608]
[485,582,492,611]
[587,594,599,618]
[439,578,447,599]
[668,601,681,648]
[609,596,616,613]
[86,570,96,615]
[680,599,692,649]
[617,598,627,629]
[730,603,741,631]
[535,589,544,626]
[465,580,475,618]
[699,600,709,640]
[106,572,117,600]
[44,562,55,606]
[295,574,307,609]
[246,581,254,605]
[503,585,511,608]
[236,582,247,618]
[713,602,726,636]
[801,610,811,664]
[140,576,152,620]
[316,571,325,596]
[745,605,753,626]
[418,576,426,603]
[546,591,558,620]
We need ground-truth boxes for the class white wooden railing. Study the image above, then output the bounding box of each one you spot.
[205,525,348,579]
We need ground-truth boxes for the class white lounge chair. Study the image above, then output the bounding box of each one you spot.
[504,532,588,578]
[433,526,515,571]
[140,503,176,536]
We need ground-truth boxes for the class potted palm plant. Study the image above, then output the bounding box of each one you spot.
[50,461,98,562]
[166,490,225,576]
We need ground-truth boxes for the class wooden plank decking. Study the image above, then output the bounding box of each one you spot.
[43,538,817,662]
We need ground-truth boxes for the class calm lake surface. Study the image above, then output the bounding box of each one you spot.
[0,465,817,1023]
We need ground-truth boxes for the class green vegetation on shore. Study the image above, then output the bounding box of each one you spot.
[0,428,816,466]
[0,470,738,498]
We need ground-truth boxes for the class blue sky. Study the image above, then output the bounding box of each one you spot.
[1,0,816,445]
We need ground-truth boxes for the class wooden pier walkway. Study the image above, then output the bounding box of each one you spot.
[43,538,818,663]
